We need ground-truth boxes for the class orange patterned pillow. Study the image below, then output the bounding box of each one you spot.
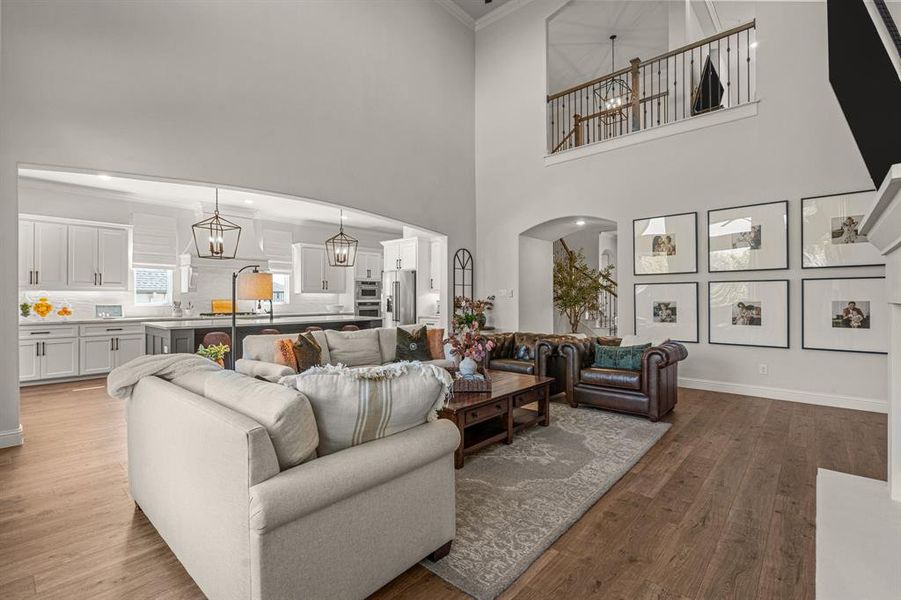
[427,327,445,360]
[273,338,299,372]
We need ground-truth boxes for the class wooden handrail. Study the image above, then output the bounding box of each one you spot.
[547,20,756,102]
[551,126,578,154]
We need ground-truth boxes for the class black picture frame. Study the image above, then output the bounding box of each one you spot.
[707,279,790,349]
[632,211,698,276]
[707,200,789,273]
[633,281,699,343]
[800,190,881,269]
[801,276,888,355]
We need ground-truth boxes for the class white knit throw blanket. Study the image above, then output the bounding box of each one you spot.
[107,354,222,400]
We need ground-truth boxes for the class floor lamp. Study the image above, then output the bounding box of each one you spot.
[232,265,273,369]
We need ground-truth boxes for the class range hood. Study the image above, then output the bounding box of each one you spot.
[181,208,270,270]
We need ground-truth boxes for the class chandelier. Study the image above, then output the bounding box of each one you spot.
[594,34,632,116]
[325,210,358,267]
[192,188,242,259]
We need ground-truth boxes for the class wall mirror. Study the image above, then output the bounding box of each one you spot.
[453,248,474,301]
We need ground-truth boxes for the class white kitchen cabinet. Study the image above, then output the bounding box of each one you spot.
[295,244,347,293]
[20,338,78,381]
[354,251,382,282]
[19,220,68,289]
[97,227,129,288]
[80,337,116,375]
[114,335,145,366]
[382,237,427,272]
[429,239,442,292]
[68,224,129,290]
[19,341,40,382]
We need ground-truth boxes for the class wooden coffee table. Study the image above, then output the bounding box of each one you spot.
[439,370,553,469]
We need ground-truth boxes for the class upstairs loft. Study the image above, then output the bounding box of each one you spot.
[547,21,757,155]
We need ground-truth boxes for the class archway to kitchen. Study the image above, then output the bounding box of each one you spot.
[518,215,618,335]
[16,166,448,382]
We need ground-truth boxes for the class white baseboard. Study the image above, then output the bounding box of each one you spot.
[0,425,23,449]
[679,377,887,414]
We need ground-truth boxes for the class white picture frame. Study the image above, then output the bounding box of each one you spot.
[634,282,699,343]
[633,212,698,275]
[801,277,887,354]
[708,280,789,348]
[801,191,882,268]
[708,201,788,272]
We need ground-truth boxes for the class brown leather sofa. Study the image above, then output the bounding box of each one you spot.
[485,332,581,395]
[559,338,688,421]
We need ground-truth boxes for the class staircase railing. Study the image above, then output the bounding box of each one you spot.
[548,20,757,153]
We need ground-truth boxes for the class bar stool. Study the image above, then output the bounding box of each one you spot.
[304,326,322,333]
[202,331,231,349]
[260,328,280,335]
[340,325,360,332]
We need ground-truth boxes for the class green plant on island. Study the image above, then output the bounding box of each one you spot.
[196,343,229,365]
[553,240,616,334]
[19,302,31,318]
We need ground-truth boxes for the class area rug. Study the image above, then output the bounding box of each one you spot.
[421,402,671,599]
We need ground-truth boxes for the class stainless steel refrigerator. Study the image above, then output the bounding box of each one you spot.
[383,270,416,326]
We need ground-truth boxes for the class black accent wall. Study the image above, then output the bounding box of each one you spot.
[827,0,901,186]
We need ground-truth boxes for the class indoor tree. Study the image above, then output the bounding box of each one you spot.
[553,240,616,334]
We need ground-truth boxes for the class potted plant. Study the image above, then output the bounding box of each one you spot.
[446,295,496,378]
[553,241,616,334]
[196,343,229,367]
[452,295,495,331]
[19,302,31,319]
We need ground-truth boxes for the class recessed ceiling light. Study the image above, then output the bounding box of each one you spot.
[576,219,586,226]
[97,174,112,181]
[750,41,758,49]
[243,199,253,204]
[341,214,348,220]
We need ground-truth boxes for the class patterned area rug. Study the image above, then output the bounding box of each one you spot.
[421,402,671,600]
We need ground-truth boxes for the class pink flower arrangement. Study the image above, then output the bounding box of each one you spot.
[444,326,495,362]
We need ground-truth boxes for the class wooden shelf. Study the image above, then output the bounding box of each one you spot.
[463,417,507,454]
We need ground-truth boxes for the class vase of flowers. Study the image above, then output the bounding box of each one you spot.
[451,295,495,332]
[196,343,229,367]
[444,295,497,390]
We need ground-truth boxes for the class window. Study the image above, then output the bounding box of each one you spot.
[134,268,173,305]
[272,273,290,305]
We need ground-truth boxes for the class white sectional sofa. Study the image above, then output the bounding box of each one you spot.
[236,326,454,382]
[126,370,459,600]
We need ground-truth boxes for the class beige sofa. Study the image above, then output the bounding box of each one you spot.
[126,372,460,600]
[236,326,454,382]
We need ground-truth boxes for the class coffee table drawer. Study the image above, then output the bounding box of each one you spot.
[513,387,544,408]
[464,401,507,425]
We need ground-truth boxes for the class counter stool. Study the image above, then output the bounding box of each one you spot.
[341,325,360,332]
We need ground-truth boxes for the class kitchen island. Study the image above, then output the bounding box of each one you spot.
[144,315,382,359]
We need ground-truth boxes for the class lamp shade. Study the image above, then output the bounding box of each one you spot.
[236,271,273,300]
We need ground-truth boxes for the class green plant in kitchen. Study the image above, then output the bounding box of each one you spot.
[19,302,31,318]
[196,343,229,366]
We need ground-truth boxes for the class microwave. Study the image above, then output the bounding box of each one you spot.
[355,281,381,301]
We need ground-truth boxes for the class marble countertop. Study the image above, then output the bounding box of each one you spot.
[142,314,383,330]
[19,311,360,327]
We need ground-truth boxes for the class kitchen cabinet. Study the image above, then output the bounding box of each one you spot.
[381,237,428,272]
[19,338,78,381]
[68,224,129,290]
[429,239,442,292]
[19,220,68,289]
[79,334,143,376]
[295,244,347,293]
[354,251,383,282]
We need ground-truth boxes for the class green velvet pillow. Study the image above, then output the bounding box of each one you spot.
[395,326,432,362]
[592,343,651,371]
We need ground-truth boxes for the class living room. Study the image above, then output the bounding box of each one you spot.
[2,1,901,599]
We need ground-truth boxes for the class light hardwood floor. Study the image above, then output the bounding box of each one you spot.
[0,380,886,599]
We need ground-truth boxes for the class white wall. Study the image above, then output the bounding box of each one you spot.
[475,0,887,410]
[0,0,475,445]
[518,235,554,332]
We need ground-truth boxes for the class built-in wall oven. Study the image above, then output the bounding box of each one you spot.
[355,300,381,318]
[355,280,381,302]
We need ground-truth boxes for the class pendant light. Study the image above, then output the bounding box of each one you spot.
[325,209,358,267]
[192,188,242,259]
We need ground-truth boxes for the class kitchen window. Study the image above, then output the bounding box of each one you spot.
[134,268,173,305]
[272,273,290,305]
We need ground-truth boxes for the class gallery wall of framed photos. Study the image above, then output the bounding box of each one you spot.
[631,190,885,355]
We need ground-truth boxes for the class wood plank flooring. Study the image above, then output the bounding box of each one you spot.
[0,380,886,599]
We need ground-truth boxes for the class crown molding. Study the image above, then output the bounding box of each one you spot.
[475,0,539,31]
[435,0,475,29]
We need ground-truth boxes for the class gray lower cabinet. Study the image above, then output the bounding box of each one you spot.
[18,338,78,381]
[79,334,144,376]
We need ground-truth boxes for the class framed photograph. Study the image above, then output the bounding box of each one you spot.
[633,212,698,275]
[801,277,887,354]
[801,191,881,268]
[708,280,789,348]
[708,200,788,272]
[634,282,699,343]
